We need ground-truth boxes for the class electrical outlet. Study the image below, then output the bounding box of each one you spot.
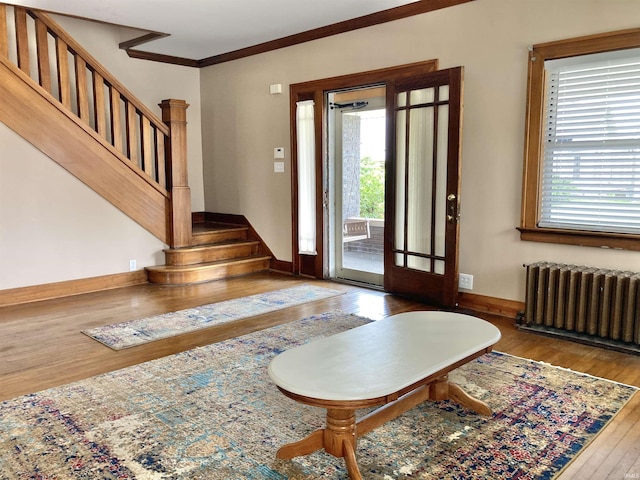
[129,259,137,271]
[459,273,474,290]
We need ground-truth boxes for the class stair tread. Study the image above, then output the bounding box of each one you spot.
[190,225,250,246]
[192,223,248,235]
[165,239,260,253]
[146,255,271,272]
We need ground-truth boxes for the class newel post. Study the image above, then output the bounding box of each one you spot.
[160,99,192,248]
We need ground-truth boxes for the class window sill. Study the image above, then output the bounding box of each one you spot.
[517,227,640,251]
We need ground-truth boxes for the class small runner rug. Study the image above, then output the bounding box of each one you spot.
[3,311,636,479]
[82,284,343,350]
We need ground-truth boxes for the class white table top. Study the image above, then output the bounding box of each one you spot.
[268,311,501,402]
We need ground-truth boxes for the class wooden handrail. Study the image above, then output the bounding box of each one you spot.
[0,3,192,247]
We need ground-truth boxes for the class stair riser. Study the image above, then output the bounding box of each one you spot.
[146,258,270,285]
[191,229,248,246]
[165,243,259,266]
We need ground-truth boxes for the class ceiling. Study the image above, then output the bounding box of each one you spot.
[7,0,424,62]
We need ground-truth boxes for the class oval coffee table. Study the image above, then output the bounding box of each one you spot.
[268,311,502,479]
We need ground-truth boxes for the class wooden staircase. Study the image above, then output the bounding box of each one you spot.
[1,5,275,288]
[146,219,272,285]
[0,5,192,247]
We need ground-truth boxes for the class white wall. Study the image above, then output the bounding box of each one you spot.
[0,124,165,288]
[199,0,640,301]
[0,15,203,289]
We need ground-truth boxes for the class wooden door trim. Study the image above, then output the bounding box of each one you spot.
[289,60,439,277]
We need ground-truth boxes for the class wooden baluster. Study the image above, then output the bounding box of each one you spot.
[160,99,192,248]
[93,72,107,138]
[56,37,71,109]
[155,130,167,188]
[35,18,52,93]
[126,102,139,166]
[75,56,90,121]
[14,7,30,75]
[110,86,123,153]
[0,5,8,58]
[141,116,153,177]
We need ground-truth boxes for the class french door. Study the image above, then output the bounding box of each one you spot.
[384,67,464,307]
[290,62,463,307]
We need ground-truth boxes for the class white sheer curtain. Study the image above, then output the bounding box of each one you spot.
[395,87,449,274]
[297,100,317,254]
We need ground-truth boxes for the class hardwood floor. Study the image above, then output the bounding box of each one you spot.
[0,271,638,479]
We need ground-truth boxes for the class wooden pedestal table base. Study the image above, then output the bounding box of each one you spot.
[275,375,492,480]
[268,311,501,480]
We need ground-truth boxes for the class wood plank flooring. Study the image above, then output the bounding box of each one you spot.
[0,271,638,479]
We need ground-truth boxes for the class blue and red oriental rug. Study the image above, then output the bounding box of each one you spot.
[2,311,636,479]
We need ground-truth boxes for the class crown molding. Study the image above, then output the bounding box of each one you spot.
[122,0,475,68]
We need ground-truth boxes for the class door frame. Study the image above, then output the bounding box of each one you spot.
[290,60,439,278]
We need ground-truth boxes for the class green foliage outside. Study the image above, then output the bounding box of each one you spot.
[359,156,385,219]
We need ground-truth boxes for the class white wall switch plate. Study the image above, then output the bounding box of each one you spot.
[274,161,285,173]
[274,147,285,159]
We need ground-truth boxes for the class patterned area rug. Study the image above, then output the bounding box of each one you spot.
[2,311,636,479]
[82,284,343,349]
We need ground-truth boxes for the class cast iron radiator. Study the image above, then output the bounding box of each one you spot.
[521,262,640,353]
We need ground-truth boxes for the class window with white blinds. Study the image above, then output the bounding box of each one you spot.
[540,48,640,234]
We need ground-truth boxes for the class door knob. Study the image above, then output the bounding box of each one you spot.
[447,193,457,223]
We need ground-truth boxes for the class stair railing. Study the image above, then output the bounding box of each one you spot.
[0,4,191,247]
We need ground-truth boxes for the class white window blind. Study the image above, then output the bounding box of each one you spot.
[540,48,640,234]
[297,100,317,254]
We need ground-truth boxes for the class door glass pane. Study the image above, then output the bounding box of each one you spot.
[434,103,449,259]
[408,254,430,271]
[394,109,406,256]
[410,87,435,105]
[407,106,434,256]
[439,85,449,102]
[397,92,407,107]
